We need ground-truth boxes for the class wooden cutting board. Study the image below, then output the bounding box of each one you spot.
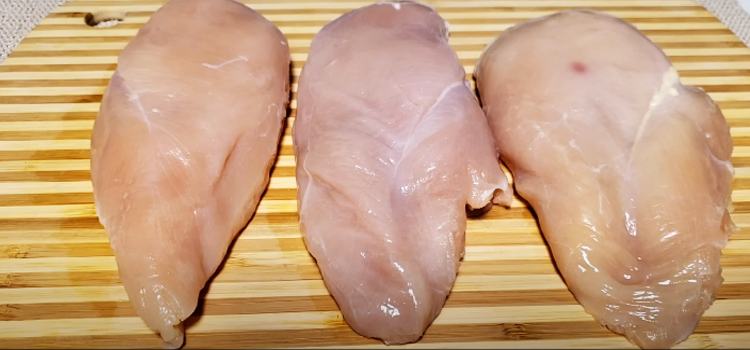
[1,0,749,348]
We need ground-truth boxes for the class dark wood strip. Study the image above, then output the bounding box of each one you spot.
[31,16,722,32]
[0,112,97,121]
[0,236,304,259]
[0,80,109,89]
[0,334,162,349]
[0,130,92,141]
[8,41,750,62]
[1,316,747,350]
[733,158,750,168]
[6,88,749,109]
[0,187,295,206]
[659,41,750,48]
[727,120,750,128]
[4,54,750,77]
[732,137,750,147]
[0,150,90,161]
[260,188,297,200]
[44,6,708,18]
[701,85,750,93]
[0,223,562,259]
[19,37,136,44]
[0,212,305,231]
[3,284,749,322]
[0,217,103,230]
[723,202,750,214]
[733,177,750,190]
[0,263,327,288]
[0,64,117,73]
[9,50,126,58]
[0,291,574,322]
[269,166,295,178]
[0,171,91,182]
[0,240,110,258]
[0,260,562,289]
[475,206,536,220]
[0,167,294,183]
[2,251,747,289]
[0,95,102,104]
[680,69,750,77]
[278,144,294,156]
[718,101,750,109]
[14,29,734,46]
[0,193,94,207]
[670,55,750,63]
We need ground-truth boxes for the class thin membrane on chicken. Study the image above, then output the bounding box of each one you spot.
[475,10,735,349]
[293,1,512,345]
[89,0,290,347]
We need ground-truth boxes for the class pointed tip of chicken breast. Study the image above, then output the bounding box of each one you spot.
[160,324,185,350]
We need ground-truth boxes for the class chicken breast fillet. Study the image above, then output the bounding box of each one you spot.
[293,1,512,345]
[475,10,735,349]
[89,0,290,347]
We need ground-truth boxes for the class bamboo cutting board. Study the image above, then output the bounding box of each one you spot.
[1,0,750,348]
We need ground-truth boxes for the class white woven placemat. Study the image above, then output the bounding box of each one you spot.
[0,0,749,64]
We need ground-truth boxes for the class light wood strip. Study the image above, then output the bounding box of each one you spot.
[3,240,748,274]
[4,47,750,67]
[0,159,93,172]
[0,156,294,173]
[0,178,290,194]
[19,22,729,40]
[0,120,94,130]
[6,61,750,84]
[0,103,101,113]
[0,182,92,195]
[0,87,106,97]
[0,205,741,245]
[5,76,750,100]
[0,214,746,246]
[0,199,299,219]
[5,175,750,198]
[37,10,719,26]
[723,110,750,120]
[50,1,703,14]
[0,72,115,80]
[0,312,337,338]
[1,299,747,341]
[0,140,91,151]
[8,47,750,67]
[6,268,749,305]
[12,34,744,53]
[0,229,107,244]
[3,93,750,116]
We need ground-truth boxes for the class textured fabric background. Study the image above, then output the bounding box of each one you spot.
[0,0,749,64]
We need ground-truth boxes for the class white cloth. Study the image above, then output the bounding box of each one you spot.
[1,0,749,63]
[1,0,68,63]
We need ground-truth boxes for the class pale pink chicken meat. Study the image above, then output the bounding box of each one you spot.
[293,1,512,345]
[89,0,290,347]
[475,10,736,349]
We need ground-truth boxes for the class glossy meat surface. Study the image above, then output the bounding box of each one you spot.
[475,10,736,349]
[89,0,290,347]
[294,1,512,345]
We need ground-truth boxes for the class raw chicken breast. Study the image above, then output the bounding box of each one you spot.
[89,0,290,347]
[293,1,512,345]
[475,10,735,349]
